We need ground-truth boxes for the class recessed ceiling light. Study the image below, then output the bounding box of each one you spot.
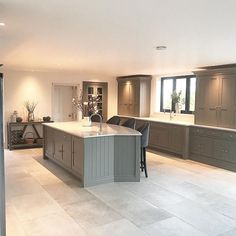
[156,46,167,50]
[0,23,5,26]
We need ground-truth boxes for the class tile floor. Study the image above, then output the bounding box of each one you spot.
[5,148,236,236]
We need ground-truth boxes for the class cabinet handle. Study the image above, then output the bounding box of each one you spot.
[72,140,75,166]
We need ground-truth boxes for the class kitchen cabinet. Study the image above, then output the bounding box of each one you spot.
[83,81,108,121]
[44,127,54,159]
[117,75,152,117]
[119,117,188,157]
[190,127,236,171]
[194,66,236,129]
[72,136,84,178]
[54,130,72,168]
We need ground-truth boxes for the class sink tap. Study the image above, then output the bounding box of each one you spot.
[170,111,174,120]
[89,113,103,132]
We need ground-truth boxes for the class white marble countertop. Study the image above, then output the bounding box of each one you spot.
[43,121,141,138]
[120,115,236,132]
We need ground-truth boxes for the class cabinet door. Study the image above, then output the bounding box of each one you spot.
[72,137,84,176]
[169,125,184,153]
[205,77,220,126]
[195,77,209,125]
[54,130,72,168]
[44,127,54,158]
[149,123,169,149]
[118,82,130,115]
[219,76,236,128]
[190,135,213,157]
[129,80,140,116]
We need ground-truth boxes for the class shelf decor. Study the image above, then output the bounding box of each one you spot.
[24,100,38,122]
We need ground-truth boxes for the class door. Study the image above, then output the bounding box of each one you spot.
[72,137,84,177]
[0,73,5,236]
[53,85,78,122]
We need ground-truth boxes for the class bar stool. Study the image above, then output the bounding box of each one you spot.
[137,122,150,178]
[121,118,136,129]
[90,114,103,122]
[106,116,120,125]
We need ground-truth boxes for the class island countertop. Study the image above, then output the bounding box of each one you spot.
[43,121,141,138]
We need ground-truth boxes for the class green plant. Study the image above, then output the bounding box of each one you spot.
[171,90,182,104]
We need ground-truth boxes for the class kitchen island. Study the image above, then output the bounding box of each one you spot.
[43,122,141,187]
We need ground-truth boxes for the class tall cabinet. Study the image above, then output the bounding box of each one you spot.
[117,75,152,117]
[194,66,236,129]
[83,81,108,121]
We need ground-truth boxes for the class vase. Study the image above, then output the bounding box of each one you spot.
[82,116,91,127]
[28,112,34,122]
[175,103,180,114]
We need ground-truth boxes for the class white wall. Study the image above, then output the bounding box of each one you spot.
[2,69,117,144]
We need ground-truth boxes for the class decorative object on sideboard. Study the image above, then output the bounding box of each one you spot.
[11,110,18,122]
[16,117,23,123]
[24,100,38,122]
[171,90,182,114]
[43,116,51,122]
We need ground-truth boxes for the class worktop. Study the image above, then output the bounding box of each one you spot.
[43,122,141,187]
[43,121,141,138]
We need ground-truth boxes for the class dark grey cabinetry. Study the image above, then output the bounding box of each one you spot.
[190,127,236,171]
[117,75,152,117]
[120,117,188,158]
[194,67,236,129]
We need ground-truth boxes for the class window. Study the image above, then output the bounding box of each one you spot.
[160,75,196,114]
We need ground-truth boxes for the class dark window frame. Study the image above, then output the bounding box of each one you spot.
[160,75,196,114]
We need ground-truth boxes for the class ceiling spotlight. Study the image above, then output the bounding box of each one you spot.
[0,23,5,26]
[156,46,167,50]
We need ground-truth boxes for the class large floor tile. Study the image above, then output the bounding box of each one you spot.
[65,199,122,229]
[142,217,207,236]
[10,192,63,221]
[87,219,148,236]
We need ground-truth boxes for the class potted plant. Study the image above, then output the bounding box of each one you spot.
[171,90,182,113]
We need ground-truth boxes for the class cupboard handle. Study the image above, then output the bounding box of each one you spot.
[72,140,75,166]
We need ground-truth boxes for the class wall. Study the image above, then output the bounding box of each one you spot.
[2,69,117,144]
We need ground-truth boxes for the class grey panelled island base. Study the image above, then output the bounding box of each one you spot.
[43,122,141,187]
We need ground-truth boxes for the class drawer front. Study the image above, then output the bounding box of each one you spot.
[190,136,213,157]
[213,140,236,163]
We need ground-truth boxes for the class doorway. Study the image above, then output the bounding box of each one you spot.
[52,84,79,122]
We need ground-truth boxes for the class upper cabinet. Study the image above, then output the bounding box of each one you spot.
[194,66,236,129]
[117,75,152,117]
[83,81,108,121]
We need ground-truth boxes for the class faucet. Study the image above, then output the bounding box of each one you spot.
[89,113,103,133]
[169,110,174,120]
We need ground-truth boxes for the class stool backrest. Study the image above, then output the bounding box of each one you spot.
[90,114,103,122]
[137,122,150,148]
[121,118,136,129]
[106,116,120,125]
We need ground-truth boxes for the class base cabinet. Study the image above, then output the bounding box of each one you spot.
[190,127,236,171]
[120,117,188,157]
[72,137,84,178]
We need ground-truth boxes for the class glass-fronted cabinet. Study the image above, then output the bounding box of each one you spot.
[83,82,108,121]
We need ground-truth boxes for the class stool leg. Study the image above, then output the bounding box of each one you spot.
[140,148,144,172]
[143,148,148,178]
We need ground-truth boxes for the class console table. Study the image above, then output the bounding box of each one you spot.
[7,121,53,150]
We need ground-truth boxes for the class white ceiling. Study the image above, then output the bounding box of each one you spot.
[1,0,236,76]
